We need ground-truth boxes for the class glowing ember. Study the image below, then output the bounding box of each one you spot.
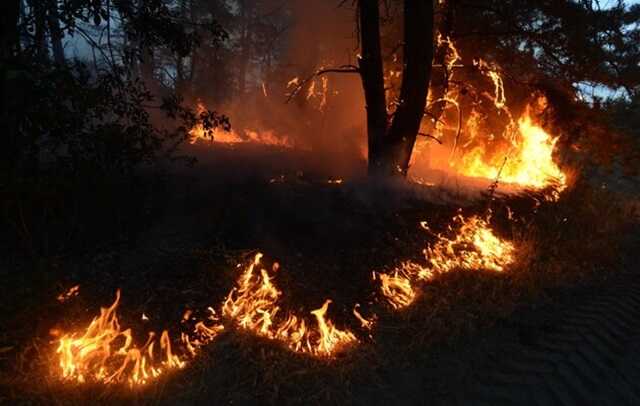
[57,285,80,303]
[378,214,515,309]
[189,102,293,147]
[352,304,375,330]
[222,253,356,356]
[55,290,223,385]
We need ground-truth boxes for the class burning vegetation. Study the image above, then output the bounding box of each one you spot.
[55,290,188,386]
[4,0,639,403]
[377,213,516,309]
[222,253,357,356]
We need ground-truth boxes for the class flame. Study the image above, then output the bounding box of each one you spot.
[376,271,416,310]
[222,253,356,356]
[189,102,293,148]
[56,290,185,385]
[378,214,515,309]
[55,290,223,385]
[457,106,566,194]
[414,35,567,197]
[475,59,507,111]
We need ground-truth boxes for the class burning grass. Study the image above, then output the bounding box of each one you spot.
[377,213,516,309]
[54,289,225,386]
[222,253,357,356]
[1,170,636,403]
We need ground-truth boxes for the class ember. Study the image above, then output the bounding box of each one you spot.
[57,285,80,303]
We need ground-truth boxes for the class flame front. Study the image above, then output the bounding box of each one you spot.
[56,290,223,386]
[379,214,515,309]
[222,253,356,356]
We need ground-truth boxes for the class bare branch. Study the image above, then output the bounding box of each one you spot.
[285,65,360,103]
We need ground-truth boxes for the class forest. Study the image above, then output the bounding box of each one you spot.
[1,0,640,404]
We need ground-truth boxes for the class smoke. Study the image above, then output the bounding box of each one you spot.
[189,0,368,177]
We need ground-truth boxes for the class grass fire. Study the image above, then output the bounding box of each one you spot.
[1,0,639,404]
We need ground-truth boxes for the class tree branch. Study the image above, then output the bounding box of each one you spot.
[285,65,360,103]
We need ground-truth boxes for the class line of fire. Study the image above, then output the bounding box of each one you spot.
[1,0,639,404]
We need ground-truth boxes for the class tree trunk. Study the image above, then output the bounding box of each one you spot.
[384,0,434,176]
[359,0,434,177]
[358,0,388,175]
[30,0,48,60]
[47,0,65,65]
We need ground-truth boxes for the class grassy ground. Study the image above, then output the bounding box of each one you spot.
[0,144,637,405]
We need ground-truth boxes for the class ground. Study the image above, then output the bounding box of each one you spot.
[0,144,638,405]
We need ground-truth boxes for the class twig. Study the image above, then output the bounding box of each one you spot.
[285,65,360,103]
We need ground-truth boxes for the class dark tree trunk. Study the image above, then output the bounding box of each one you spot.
[358,0,388,175]
[359,0,434,177]
[29,0,48,60]
[384,0,434,175]
[47,0,65,65]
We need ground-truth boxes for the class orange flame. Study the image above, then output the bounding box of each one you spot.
[415,36,567,198]
[56,290,186,385]
[56,290,223,385]
[379,214,515,309]
[222,253,356,356]
[456,104,566,196]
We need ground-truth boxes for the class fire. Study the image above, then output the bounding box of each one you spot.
[376,271,416,310]
[56,290,186,385]
[55,290,223,385]
[222,253,356,356]
[457,107,567,193]
[378,214,515,309]
[413,34,567,197]
[189,102,293,147]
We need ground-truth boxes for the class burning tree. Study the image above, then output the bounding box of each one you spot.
[289,0,639,180]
